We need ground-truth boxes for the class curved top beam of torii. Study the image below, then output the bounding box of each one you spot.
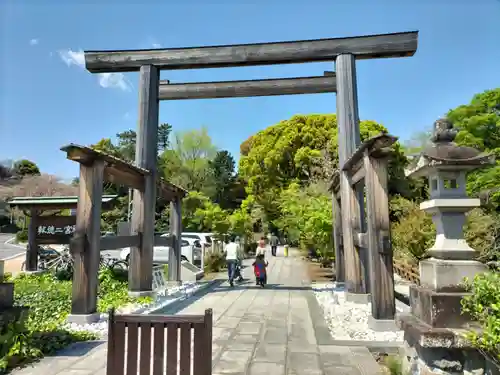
[84,31,418,73]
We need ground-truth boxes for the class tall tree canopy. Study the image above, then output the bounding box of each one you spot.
[13,160,40,177]
[447,88,500,208]
[238,114,408,223]
[160,127,217,192]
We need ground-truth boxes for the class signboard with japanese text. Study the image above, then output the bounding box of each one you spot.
[36,215,76,245]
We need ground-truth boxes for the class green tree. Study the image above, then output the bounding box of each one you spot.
[157,123,172,152]
[13,160,40,177]
[238,114,407,226]
[447,88,500,209]
[275,181,332,255]
[208,150,238,209]
[116,130,136,162]
[160,127,217,192]
[115,123,172,162]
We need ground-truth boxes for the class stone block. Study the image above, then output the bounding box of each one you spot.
[367,315,399,332]
[409,285,472,329]
[345,292,371,304]
[396,313,472,349]
[66,313,101,325]
[420,259,486,292]
[0,282,14,308]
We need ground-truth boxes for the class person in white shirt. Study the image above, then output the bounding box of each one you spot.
[224,235,242,287]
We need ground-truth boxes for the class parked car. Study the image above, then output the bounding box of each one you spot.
[119,234,202,267]
[181,232,213,248]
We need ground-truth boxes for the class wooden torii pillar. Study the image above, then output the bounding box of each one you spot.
[82,30,418,299]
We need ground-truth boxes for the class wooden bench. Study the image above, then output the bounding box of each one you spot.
[106,308,213,375]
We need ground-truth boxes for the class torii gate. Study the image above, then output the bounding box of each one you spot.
[82,31,418,325]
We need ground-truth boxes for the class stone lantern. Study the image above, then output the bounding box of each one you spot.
[398,118,497,375]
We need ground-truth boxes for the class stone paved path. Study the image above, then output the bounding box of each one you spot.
[12,248,381,375]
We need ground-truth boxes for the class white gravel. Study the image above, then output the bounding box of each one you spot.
[63,281,204,337]
[312,282,404,342]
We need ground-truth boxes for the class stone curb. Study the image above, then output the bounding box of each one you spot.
[326,339,404,354]
[146,278,222,314]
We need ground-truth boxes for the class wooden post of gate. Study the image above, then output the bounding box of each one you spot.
[336,54,366,298]
[129,65,160,296]
[332,195,345,283]
[364,150,395,322]
[169,196,182,283]
[68,159,105,323]
[25,208,39,272]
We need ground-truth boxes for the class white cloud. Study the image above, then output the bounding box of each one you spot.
[29,38,39,46]
[58,48,131,92]
[98,73,131,91]
[152,42,162,48]
[58,49,85,67]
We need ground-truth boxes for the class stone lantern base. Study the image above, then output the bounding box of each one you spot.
[396,259,499,375]
[397,314,499,375]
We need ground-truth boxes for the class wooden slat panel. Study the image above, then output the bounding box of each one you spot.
[100,235,141,250]
[167,323,179,375]
[84,31,419,73]
[152,323,165,375]
[113,322,127,375]
[179,323,191,375]
[192,323,205,375]
[204,309,213,374]
[106,309,116,375]
[139,323,152,375]
[158,75,337,100]
[114,314,205,325]
[126,323,139,375]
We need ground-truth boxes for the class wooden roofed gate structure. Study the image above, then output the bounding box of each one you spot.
[54,31,419,333]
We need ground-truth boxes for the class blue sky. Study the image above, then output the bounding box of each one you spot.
[1,0,499,181]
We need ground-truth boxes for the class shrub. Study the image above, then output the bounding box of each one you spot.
[461,271,500,365]
[204,252,225,272]
[391,197,500,264]
[15,230,28,243]
[0,268,147,372]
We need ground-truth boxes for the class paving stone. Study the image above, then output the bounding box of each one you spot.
[213,350,253,374]
[248,362,286,375]
[235,322,262,335]
[287,352,323,375]
[253,343,286,364]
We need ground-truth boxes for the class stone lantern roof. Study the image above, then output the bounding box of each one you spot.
[405,118,494,178]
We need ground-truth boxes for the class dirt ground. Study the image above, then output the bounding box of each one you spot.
[305,259,334,283]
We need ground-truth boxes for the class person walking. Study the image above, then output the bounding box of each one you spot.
[270,233,279,257]
[224,235,242,287]
[256,236,267,258]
